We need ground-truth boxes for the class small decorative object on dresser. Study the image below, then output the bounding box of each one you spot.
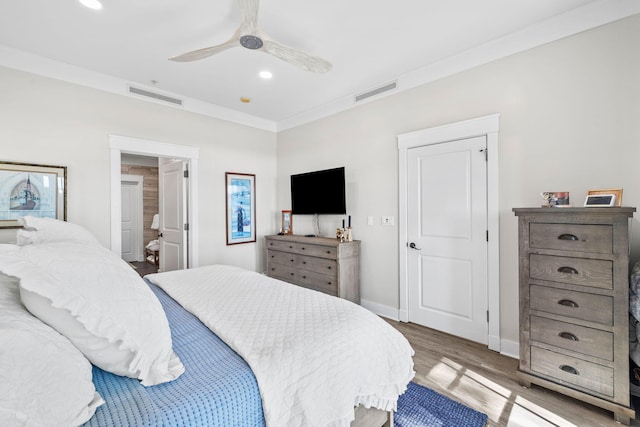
[587,188,623,206]
[513,207,636,424]
[541,191,570,207]
[265,234,360,303]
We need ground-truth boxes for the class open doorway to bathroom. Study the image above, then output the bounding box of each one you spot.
[121,154,160,277]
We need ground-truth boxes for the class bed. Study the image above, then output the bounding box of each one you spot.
[0,217,414,427]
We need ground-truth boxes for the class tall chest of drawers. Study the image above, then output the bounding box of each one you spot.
[513,207,635,424]
[265,235,360,303]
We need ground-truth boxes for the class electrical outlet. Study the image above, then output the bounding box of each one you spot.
[382,216,394,226]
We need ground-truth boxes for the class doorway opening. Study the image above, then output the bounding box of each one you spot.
[109,135,200,271]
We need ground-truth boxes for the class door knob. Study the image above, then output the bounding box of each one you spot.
[409,242,422,250]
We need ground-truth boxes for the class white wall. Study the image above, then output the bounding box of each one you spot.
[277,14,640,347]
[0,65,278,273]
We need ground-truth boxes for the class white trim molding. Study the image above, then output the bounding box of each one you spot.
[109,135,200,268]
[397,113,501,352]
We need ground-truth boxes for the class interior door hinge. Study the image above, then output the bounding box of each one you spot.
[480,148,488,161]
[183,170,189,178]
[486,230,489,242]
[487,310,490,323]
[184,223,189,231]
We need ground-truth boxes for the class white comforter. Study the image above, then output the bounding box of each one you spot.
[146,264,414,427]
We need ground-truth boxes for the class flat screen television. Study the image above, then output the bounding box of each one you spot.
[291,167,346,215]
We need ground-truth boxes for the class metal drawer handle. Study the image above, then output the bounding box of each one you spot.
[289,245,294,249]
[301,247,306,250]
[327,281,332,285]
[559,332,579,341]
[327,266,332,270]
[302,275,306,279]
[326,250,331,254]
[290,272,294,276]
[290,259,294,263]
[559,365,579,375]
[557,266,578,274]
[302,261,307,264]
[557,234,579,241]
[558,299,579,308]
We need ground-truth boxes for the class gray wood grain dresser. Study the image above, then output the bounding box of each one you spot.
[513,207,636,424]
[265,235,360,303]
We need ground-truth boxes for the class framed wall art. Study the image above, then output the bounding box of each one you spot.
[0,161,67,228]
[225,172,256,245]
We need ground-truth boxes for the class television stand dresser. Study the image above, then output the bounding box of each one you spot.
[513,207,635,424]
[265,235,360,304]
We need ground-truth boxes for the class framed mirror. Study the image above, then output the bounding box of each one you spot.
[282,210,292,235]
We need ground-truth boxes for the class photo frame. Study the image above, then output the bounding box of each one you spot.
[0,161,67,228]
[225,172,256,245]
[282,210,292,235]
[541,191,570,207]
[587,188,622,207]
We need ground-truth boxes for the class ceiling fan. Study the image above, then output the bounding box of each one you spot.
[169,0,332,73]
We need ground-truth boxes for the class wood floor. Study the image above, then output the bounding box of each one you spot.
[387,319,639,427]
[129,260,158,277]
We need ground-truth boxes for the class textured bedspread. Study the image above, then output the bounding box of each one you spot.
[84,282,264,427]
[146,264,415,427]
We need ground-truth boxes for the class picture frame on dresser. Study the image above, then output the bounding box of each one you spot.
[0,161,67,228]
[225,172,256,245]
[281,210,292,235]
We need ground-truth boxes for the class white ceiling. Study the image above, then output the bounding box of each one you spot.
[1,0,639,131]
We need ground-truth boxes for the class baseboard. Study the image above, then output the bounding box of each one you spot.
[500,338,519,359]
[361,298,520,359]
[360,299,399,321]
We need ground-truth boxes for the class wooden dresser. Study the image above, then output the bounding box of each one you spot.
[513,207,635,424]
[265,235,360,303]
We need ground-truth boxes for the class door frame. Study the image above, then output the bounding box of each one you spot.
[398,113,500,351]
[109,135,200,269]
[120,174,144,262]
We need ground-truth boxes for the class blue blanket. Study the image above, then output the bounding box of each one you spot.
[84,282,265,426]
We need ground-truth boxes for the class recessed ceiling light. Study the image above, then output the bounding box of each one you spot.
[240,97,251,103]
[79,0,103,10]
[259,70,273,80]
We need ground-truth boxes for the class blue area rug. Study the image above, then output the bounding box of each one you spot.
[395,382,488,427]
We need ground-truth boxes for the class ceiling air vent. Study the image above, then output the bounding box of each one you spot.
[355,81,397,103]
[128,86,183,106]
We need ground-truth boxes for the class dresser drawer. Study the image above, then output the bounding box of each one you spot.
[530,223,612,254]
[266,240,298,253]
[299,270,338,296]
[268,250,297,267]
[530,285,613,325]
[267,263,298,282]
[297,256,337,276]
[530,254,612,289]
[530,315,613,360]
[531,346,613,397]
[298,243,337,259]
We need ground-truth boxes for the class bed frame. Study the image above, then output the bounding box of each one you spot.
[353,406,393,427]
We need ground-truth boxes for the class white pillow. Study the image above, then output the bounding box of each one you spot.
[0,271,104,426]
[16,216,100,246]
[4,241,185,386]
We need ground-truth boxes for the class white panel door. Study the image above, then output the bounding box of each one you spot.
[407,136,488,344]
[120,175,143,262]
[159,160,185,272]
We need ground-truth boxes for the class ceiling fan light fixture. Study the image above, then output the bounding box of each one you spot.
[259,70,273,80]
[79,0,103,10]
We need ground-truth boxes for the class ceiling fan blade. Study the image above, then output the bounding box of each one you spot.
[238,0,259,35]
[262,40,332,73]
[169,36,240,62]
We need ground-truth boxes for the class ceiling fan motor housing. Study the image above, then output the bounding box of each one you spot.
[240,35,263,50]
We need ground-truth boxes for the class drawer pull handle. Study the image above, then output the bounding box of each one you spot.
[557,266,578,275]
[302,275,306,279]
[559,365,579,375]
[290,259,294,263]
[303,261,307,264]
[301,247,306,250]
[327,282,332,285]
[558,299,578,308]
[559,332,579,341]
[327,266,332,270]
[290,272,294,276]
[289,245,294,249]
[557,234,579,241]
